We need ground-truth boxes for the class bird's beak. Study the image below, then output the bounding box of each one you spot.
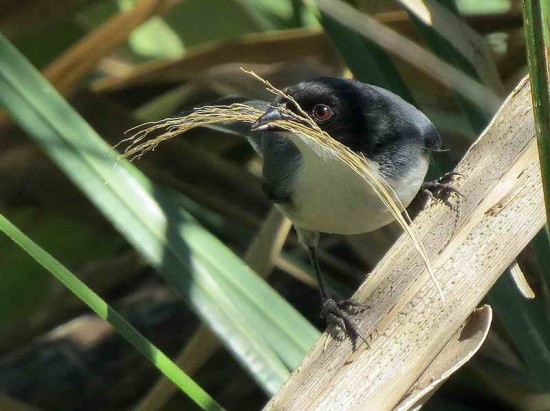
[251,106,293,131]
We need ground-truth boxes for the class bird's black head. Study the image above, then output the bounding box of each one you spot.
[253,77,372,154]
[252,77,441,159]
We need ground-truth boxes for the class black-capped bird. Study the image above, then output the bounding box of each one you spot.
[216,77,457,348]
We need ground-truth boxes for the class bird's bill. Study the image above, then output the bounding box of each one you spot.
[251,106,295,131]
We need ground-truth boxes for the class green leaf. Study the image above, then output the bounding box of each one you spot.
[523,0,550,228]
[488,273,550,389]
[0,213,223,411]
[0,32,319,395]
[408,0,494,133]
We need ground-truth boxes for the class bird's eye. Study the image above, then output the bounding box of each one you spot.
[311,104,333,122]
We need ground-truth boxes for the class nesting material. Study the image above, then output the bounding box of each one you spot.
[118,69,444,300]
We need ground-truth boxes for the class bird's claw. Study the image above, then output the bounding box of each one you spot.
[421,171,464,208]
[321,297,369,351]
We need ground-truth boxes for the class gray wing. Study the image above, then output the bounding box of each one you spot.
[199,98,302,204]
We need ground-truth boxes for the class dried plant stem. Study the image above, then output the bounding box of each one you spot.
[265,75,540,411]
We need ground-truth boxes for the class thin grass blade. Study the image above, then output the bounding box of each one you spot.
[0,213,223,411]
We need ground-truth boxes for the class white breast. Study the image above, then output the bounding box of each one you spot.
[275,133,428,235]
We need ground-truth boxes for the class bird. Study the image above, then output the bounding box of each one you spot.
[213,77,458,349]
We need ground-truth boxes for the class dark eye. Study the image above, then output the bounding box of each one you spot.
[311,104,333,122]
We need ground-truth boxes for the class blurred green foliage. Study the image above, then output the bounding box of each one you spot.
[0,0,547,409]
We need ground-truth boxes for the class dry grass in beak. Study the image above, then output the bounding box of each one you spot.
[118,70,444,301]
[119,104,265,161]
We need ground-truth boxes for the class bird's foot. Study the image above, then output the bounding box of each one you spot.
[421,171,464,208]
[321,297,369,351]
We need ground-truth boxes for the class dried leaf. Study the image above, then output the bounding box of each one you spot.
[395,305,493,411]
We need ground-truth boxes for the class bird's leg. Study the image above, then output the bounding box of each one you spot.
[306,245,329,300]
[421,171,464,208]
[307,246,368,350]
[301,232,369,350]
